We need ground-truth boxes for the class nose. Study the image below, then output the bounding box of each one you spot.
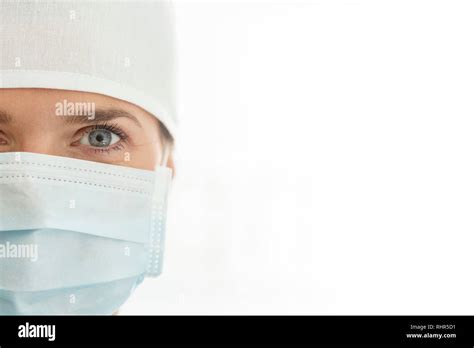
[12,132,64,157]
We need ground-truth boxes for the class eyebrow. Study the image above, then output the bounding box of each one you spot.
[0,108,143,127]
[62,108,143,128]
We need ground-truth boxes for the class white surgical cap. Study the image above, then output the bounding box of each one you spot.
[0,0,177,138]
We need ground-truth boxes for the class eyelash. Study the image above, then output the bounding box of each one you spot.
[83,122,129,154]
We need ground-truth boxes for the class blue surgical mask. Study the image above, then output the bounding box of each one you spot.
[0,152,172,315]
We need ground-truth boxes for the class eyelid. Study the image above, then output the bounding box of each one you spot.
[0,130,9,143]
[0,131,8,145]
[79,122,130,145]
[91,142,126,154]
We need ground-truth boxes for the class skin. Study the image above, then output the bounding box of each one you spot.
[0,88,174,171]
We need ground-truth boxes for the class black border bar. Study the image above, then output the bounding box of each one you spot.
[0,316,473,346]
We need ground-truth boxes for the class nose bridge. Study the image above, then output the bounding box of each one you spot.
[13,124,62,156]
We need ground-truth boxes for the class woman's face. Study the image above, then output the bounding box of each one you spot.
[0,88,167,171]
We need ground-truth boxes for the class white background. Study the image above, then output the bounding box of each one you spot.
[122,0,474,314]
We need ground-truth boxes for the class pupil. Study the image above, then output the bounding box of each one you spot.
[89,130,112,147]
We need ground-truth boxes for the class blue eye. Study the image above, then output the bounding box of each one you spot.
[80,129,120,147]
